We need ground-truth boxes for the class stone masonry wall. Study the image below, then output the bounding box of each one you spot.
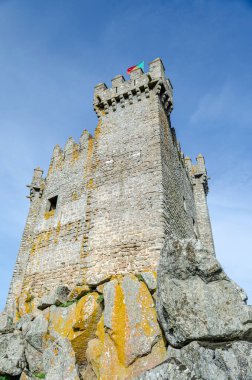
[81,89,164,284]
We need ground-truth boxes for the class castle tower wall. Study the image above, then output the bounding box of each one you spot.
[82,59,199,284]
[82,70,165,283]
[5,58,215,312]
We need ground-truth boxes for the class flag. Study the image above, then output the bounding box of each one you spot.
[127,61,144,75]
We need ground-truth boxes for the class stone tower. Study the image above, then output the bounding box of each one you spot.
[5,58,214,314]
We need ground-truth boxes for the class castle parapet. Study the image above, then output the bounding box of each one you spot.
[93,58,173,117]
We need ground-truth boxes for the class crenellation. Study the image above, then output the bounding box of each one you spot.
[94,59,173,118]
[111,74,125,88]
[149,57,166,79]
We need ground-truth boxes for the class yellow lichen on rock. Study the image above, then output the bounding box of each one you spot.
[109,280,127,366]
[86,274,167,379]
[68,284,90,301]
[48,292,102,365]
[16,289,35,320]
[87,334,128,380]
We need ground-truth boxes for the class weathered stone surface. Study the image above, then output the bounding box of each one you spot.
[68,284,90,301]
[105,275,163,366]
[0,332,26,376]
[25,343,43,374]
[169,340,252,380]
[86,273,112,287]
[0,311,13,333]
[38,284,70,310]
[17,289,35,319]
[20,370,34,380]
[157,238,252,347]
[80,364,97,380]
[16,313,34,331]
[140,271,157,292]
[43,336,80,380]
[87,275,166,378]
[23,314,48,349]
[135,357,199,380]
[22,314,48,373]
[48,292,102,365]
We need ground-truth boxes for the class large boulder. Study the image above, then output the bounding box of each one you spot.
[22,314,49,373]
[48,292,102,365]
[103,275,163,366]
[43,335,80,380]
[135,357,199,380]
[87,274,167,379]
[0,332,26,376]
[168,340,252,380]
[157,238,252,347]
[38,284,70,310]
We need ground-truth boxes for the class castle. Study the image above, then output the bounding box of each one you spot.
[5,58,215,314]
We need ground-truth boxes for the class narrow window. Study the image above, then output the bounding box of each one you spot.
[48,196,58,211]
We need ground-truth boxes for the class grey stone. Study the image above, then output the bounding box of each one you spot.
[23,314,48,350]
[157,238,252,347]
[140,272,157,292]
[135,357,199,380]
[103,275,162,367]
[22,314,48,374]
[16,313,34,331]
[0,311,13,333]
[103,279,118,330]
[169,340,252,380]
[86,273,112,287]
[43,336,80,380]
[0,332,26,376]
[25,343,43,374]
[37,284,70,310]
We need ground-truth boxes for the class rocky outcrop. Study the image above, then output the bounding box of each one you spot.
[168,340,252,380]
[157,238,252,347]
[47,291,102,365]
[43,335,80,380]
[136,357,198,380]
[86,274,166,379]
[0,332,26,376]
[0,273,164,379]
[1,240,251,380]
[145,237,252,380]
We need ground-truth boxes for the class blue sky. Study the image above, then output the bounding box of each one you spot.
[0,0,252,310]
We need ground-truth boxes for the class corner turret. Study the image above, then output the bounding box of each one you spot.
[184,154,215,255]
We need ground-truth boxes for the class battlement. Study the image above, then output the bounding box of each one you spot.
[93,58,173,117]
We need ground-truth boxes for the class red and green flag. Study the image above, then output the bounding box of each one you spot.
[127,61,144,75]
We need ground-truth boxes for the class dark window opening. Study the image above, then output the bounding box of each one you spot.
[48,196,58,211]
